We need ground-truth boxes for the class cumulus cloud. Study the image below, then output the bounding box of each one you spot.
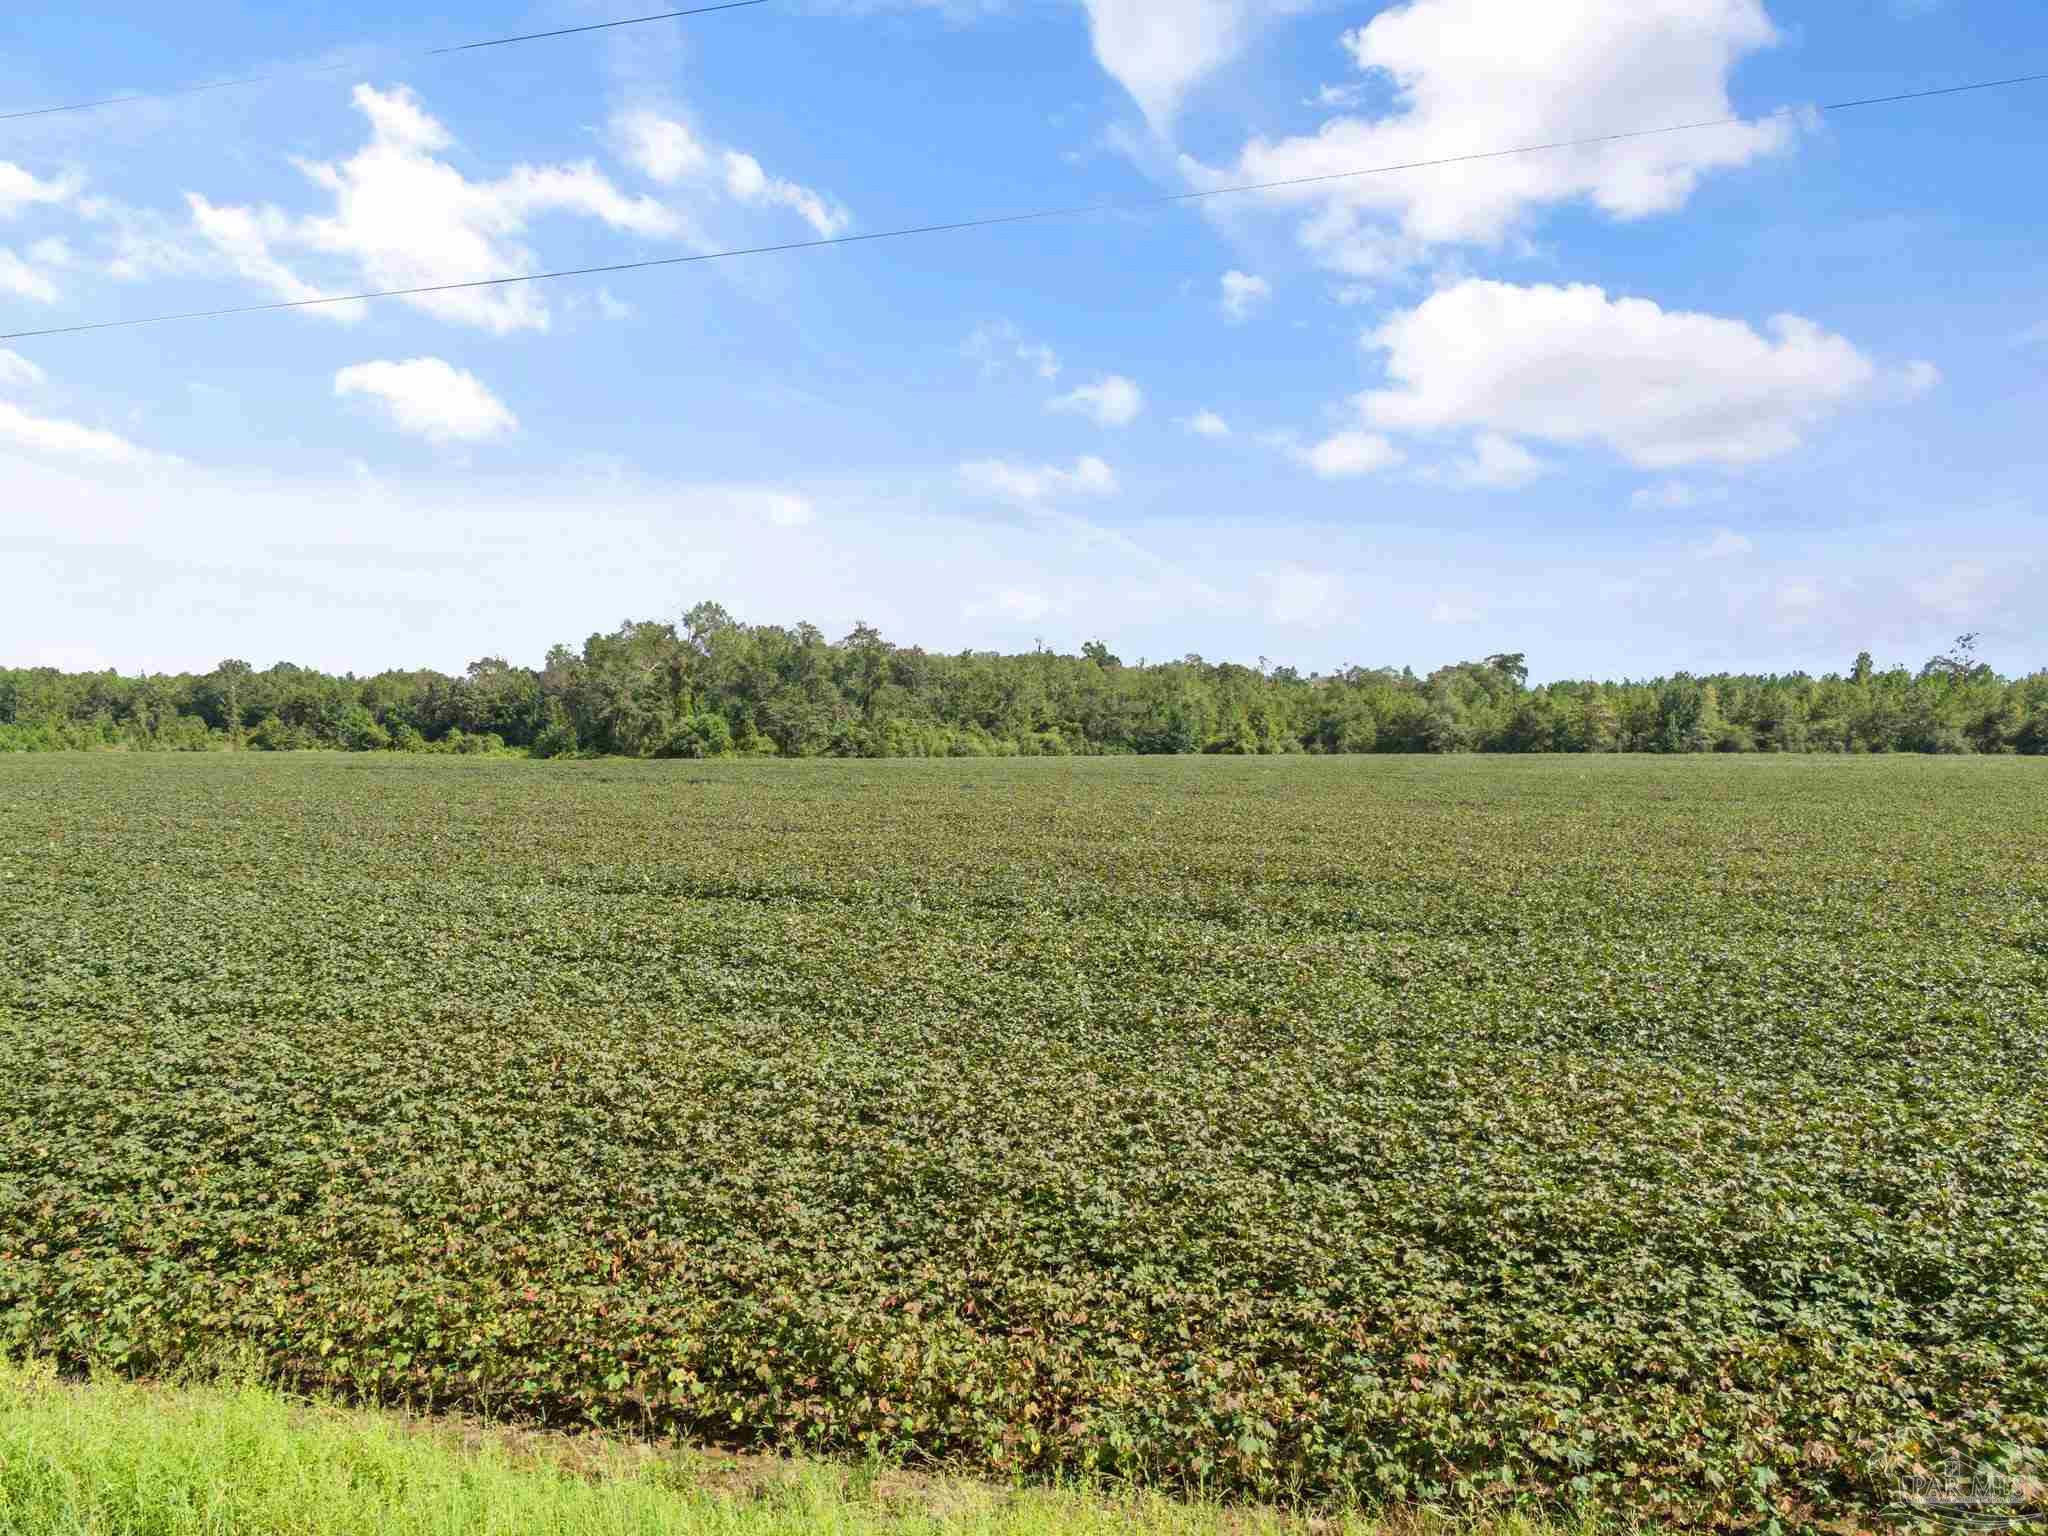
[83,198,217,283]
[0,349,47,390]
[1448,432,1546,489]
[1182,409,1231,437]
[334,357,518,443]
[0,401,164,467]
[1359,279,1883,468]
[1048,374,1144,427]
[1895,359,1941,399]
[1300,430,1401,479]
[614,109,850,238]
[1080,0,1308,131]
[719,150,849,238]
[189,85,686,334]
[964,320,1060,380]
[1192,0,1792,276]
[0,163,77,219]
[1219,269,1270,323]
[615,111,709,183]
[958,455,1118,503]
[0,248,60,303]
[1692,527,1755,559]
[1307,82,1366,110]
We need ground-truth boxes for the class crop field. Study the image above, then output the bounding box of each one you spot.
[3,752,2045,1528]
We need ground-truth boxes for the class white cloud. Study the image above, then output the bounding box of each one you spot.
[615,109,849,238]
[1018,342,1061,380]
[190,85,686,334]
[719,150,850,238]
[1183,409,1231,437]
[1301,430,1401,479]
[1195,0,1791,276]
[7,448,2041,680]
[1048,373,1144,427]
[1772,580,1823,623]
[334,357,518,443]
[1307,82,1366,109]
[1908,561,1986,621]
[966,587,1055,623]
[1219,269,1271,323]
[186,200,334,309]
[1895,359,1941,399]
[0,401,163,467]
[0,163,77,219]
[0,354,168,468]
[1079,0,1307,131]
[0,248,60,303]
[1361,279,1882,468]
[964,320,1060,380]
[1260,563,1345,625]
[86,199,215,283]
[616,110,710,183]
[753,490,815,527]
[1631,480,1728,511]
[958,455,1118,503]
[1692,527,1755,559]
[1449,431,1546,489]
[0,349,47,391]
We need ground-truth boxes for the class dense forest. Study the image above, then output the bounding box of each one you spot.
[4,604,2044,757]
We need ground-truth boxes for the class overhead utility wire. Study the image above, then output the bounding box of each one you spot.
[4,69,2044,345]
[0,0,770,123]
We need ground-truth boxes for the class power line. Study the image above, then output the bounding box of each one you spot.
[0,0,770,124]
[4,69,2044,345]
[427,0,768,54]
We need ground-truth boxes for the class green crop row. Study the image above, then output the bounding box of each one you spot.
[3,752,2044,1530]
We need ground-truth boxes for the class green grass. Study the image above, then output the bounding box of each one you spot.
[3,753,2045,1529]
[3,1355,1490,1535]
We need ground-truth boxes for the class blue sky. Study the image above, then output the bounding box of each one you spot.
[1,0,2043,682]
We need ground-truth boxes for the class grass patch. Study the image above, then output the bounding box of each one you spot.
[0,1356,1564,1535]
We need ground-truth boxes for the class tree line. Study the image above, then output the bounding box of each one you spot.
[4,605,2044,757]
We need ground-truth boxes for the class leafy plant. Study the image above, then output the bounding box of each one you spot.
[3,752,2044,1531]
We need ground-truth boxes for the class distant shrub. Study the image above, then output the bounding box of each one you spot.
[0,722,60,752]
[530,720,580,759]
[944,729,993,758]
[660,714,734,760]
[1028,729,1070,757]
[248,715,304,752]
[337,706,391,753]
[822,723,872,759]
